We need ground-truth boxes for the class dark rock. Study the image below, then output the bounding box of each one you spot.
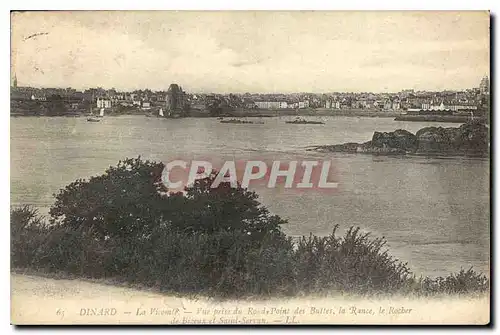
[415,126,454,153]
[371,129,418,152]
[415,122,489,156]
[454,121,489,155]
[310,121,489,157]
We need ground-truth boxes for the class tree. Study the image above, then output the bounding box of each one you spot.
[49,157,168,241]
[176,171,288,240]
[49,157,287,241]
[207,97,223,116]
[46,94,67,116]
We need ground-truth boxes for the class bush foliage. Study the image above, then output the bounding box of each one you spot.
[11,157,489,297]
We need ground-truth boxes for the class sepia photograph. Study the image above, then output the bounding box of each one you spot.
[9,10,490,325]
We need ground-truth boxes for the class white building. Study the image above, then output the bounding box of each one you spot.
[30,94,47,101]
[298,101,309,109]
[254,101,269,109]
[447,104,478,112]
[422,103,431,110]
[254,101,282,109]
[420,102,448,111]
[97,98,112,109]
[325,100,340,109]
[429,102,447,111]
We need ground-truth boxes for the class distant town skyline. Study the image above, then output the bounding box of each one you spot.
[11,11,490,93]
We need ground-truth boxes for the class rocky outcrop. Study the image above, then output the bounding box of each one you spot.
[371,129,418,153]
[309,121,489,157]
[313,142,361,154]
[415,122,489,156]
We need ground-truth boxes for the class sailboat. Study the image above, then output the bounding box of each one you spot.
[87,106,102,122]
[285,116,325,125]
[159,108,164,117]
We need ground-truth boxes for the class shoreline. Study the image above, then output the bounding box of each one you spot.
[11,111,487,122]
[10,114,399,118]
[304,148,490,160]
[10,108,403,118]
[394,115,487,123]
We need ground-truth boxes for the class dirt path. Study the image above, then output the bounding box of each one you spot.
[11,273,489,325]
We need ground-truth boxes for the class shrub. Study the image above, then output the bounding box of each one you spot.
[49,157,168,241]
[409,267,489,295]
[10,157,490,298]
[11,202,489,297]
[30,225,115,278]
[293,226,411,294]
[178,171,288,239]
[48,157,287,241]
[11,205,48,267]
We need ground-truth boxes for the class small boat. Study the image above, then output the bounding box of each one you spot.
[87,107,104,122]
[285,117,324,125]
[220,118,255,124]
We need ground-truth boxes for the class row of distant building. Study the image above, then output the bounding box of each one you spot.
[12,81,188,112]
[95,84,187,112]
[11,75,490,112]
[241,76,490,112]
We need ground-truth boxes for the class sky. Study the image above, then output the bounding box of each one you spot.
[11,11,490,93]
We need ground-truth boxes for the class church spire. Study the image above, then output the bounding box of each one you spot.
[12,73,17,88]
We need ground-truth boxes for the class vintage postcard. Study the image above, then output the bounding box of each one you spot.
[10,10,490,325]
